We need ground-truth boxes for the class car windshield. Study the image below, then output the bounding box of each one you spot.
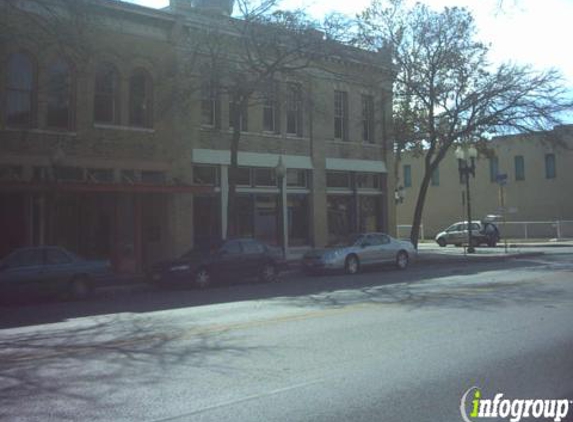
[327,234,363,248]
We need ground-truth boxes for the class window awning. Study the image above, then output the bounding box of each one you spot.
[325,158,387,173]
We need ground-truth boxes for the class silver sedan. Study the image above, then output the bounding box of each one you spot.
[302,233,417,275]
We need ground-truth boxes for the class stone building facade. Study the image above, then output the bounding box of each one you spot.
[0,0,395,271]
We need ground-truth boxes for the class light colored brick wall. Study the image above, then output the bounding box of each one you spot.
[396,126,573,238]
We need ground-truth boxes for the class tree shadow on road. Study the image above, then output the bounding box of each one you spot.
[282,266,573,312]
[0,314,262,421]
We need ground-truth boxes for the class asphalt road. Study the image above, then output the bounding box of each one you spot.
[1,252,572,422]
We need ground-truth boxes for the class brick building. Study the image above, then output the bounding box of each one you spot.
[0,0,395,272]
[396,125,573,239]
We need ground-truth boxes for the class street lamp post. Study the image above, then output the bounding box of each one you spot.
[455,145,478,253]
[275,156,287,259]
[394,185,405,204]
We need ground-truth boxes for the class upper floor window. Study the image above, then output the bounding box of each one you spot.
[514,155,525,181]
[403,164,412,188]
[201,79,219,127]
[334,90,348,141]
[5,52,36,127]
[94,63,120,124]
[46,59,73,130]
[262,81,279,133]
[489,156,499,183]
[286,82,302,137]
[545,153,556,179]
[129,68,153,128]
[431,166,440,186]
[361,94,374,143]
[229,98,248,132]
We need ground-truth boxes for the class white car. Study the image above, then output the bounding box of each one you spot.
[435,221,500,247]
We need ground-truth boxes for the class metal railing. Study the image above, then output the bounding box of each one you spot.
[496,220,573,240]
[397,220,573,241]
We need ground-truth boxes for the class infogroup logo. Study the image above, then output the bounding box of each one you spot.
[460,387,571,422]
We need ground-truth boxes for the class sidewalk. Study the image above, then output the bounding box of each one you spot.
[418,239,573,248]
[415,243,545,265]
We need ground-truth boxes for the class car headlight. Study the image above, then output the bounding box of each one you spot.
[170,264,191,272]
[323,250,342,263]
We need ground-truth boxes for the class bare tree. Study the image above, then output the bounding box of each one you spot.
[172,0,331,238]
[358,0,573,247]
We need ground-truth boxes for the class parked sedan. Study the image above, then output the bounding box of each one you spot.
[148,238,285,288]
[302,233,416,275]
[0,246,110,301]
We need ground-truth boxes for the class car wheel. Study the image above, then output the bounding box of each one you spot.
[194,267,211,289]
[437,238,447,247]
[396,251,409,270]
[69,276,92,300]
[259,262,278,283]
[344,254,360,275]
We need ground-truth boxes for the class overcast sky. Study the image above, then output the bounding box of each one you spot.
[130,0,573,122]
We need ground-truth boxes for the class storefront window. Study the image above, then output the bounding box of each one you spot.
[233,195,254,238]
[326,171,351,188]
[194,196,221,247]
[254,168,277,187]
[87,168,114,183]
[54,166,83,182]
[193,165,219,186]
[327,195,353,242]
[254,195,278,244]
[235,167,251,186]
[358,196,380,233]
[141,171,166,184]
[356,173,380,189]
[287,169,307,188]
[288,194,309,246]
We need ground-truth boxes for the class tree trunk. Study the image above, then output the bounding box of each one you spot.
[409,170,432,249]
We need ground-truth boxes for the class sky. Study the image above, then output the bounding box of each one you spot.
[131,0,573,122]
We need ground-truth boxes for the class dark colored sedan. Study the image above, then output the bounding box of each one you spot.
[0,246,111,301]
[148,238,285,288]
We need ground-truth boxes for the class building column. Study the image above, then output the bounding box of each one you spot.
[281,175,288,254]
[134,194,142,272]
[221,165,228,239]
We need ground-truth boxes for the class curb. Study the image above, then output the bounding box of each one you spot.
[414,251,544,266]
[507,243,573,248]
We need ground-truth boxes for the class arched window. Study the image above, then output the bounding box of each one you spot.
[94,62,119,124]
[5,52,36,127]
[129,68,153,128]
[46,59,74,129]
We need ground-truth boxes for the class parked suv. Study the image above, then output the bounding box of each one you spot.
[435,221,500,247]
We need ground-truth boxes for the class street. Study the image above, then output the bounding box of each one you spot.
[1,250,572,422]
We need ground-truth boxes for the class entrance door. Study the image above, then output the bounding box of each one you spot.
[0,194,27,258]
[194,196,220,249]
